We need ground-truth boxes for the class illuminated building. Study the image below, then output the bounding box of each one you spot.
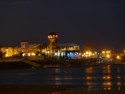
[101,50,111,58]
[19,42,41,57]
[0,32,80,59]
[48,32,58,57]
[21,40,29,48]
[55,43,80,59]
[1,47,19,57]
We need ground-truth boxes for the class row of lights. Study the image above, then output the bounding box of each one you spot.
[21,51,122,60]
[4,49,125,59]
[78,50,123,60]
[22,52,36,57]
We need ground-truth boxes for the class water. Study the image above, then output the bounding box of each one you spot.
[0,65,125,91]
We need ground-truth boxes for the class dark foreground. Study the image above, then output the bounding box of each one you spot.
[0,86,125,94]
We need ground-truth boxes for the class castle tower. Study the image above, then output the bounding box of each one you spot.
[48,32,58,56]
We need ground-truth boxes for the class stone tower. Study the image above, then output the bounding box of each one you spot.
[48,32,58,56]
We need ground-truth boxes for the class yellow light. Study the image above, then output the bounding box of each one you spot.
[124,50,125,53]
[31,53,36,56]
[103,82,112,86]
[102,51,105,54]
[106,51,109,54]
[117,82,121,86]
[5,54,8,57]
[107,82,112,86]
[82,54,84,57]
[86,51,89,54]
[22,53,25,57]
[28,53,31,56]
[85,51,92,56]
[117,76,121,79]
[89,52,92,56]
[79,53,81,55]
[108,87,111,90]
[106,54,110,58]
[102,82,112,86]
[104,88,107,90]
[86,76,92,80]
[102,50,111,54]
[103,76,111,79]
[118,87,121,90]
[107,76,111,79]
[116,55,121,60]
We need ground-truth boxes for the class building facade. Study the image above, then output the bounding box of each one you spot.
[0,32,80,59]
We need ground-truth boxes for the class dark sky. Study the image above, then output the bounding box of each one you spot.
[0,0,125,51]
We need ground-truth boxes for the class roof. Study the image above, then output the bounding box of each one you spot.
[58,43,79,47]
[21,40,28,42]
[48,32,57,35]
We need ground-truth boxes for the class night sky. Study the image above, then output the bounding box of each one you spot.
[0,0,125,51]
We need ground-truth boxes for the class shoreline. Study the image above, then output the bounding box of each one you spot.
[0,85,125,94]
[0,59,125,70]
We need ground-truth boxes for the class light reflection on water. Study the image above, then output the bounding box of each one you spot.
[0,65,125,91]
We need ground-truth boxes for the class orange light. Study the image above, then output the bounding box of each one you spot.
[106,54,110,58]
[116,55,121,60]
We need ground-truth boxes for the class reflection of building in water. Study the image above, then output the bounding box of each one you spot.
[102,65,111,74]
[85,67,94,74]
[102,75,112,90]
[85,66,99,90]
[102,65,112,90]
[102,65,125,91]
[84,66,123,91]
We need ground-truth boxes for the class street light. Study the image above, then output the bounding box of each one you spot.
[116,55,121,60]
[106,54,110,58]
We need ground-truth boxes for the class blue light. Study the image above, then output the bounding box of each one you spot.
[69,52,74,58]
[67,53,70,57]
[67,52,75,58]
